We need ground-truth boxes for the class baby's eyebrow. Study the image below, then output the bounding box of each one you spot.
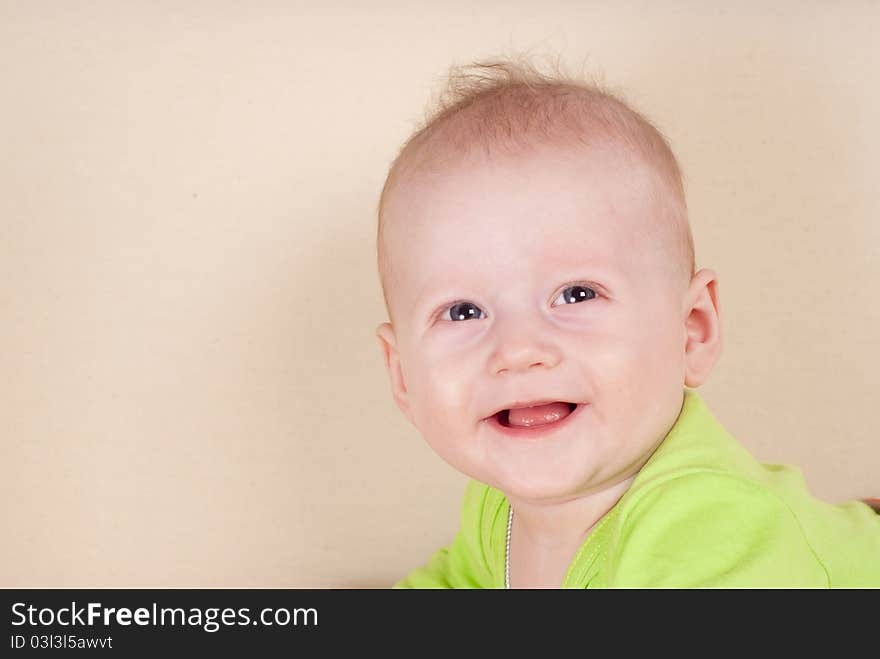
[412,288,457,314]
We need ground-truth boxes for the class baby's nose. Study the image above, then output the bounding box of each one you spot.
[487,323,562,375]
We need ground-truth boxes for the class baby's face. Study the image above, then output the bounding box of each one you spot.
[378,144,694,501]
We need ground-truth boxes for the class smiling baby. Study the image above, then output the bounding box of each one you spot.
[373,58,880,588]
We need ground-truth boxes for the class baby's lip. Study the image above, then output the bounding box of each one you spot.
[482,398,582,421]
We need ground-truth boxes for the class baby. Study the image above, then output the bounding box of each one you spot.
[373,59,880,588]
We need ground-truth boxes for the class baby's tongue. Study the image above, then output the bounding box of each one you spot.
[507,402,572,428]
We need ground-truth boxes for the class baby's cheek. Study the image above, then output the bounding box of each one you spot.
[640,323,685,380]
[410,364,470,428]
[411,365,454,421]
[412,377,479,471]
[613,329,684,425]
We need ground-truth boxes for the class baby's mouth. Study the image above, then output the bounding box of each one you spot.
[495,402,578,428]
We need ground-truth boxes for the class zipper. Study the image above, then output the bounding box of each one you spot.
[505,505,512,589]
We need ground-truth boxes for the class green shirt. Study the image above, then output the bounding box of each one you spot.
[395,388,880,588]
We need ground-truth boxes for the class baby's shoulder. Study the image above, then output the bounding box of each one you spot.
[607,470,830,587]
[620,468,784,517]
[614,469,801,550]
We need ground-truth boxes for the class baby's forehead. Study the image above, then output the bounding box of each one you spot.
[404,157,670,269]
[394,142,668,238]
[380,139,692,312]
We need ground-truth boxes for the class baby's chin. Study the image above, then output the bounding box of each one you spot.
[483,461,607,503]
[475,435,612,500]
[499,481,593,505]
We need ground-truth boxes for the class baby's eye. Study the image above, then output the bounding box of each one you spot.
[442,301,485,322]
[553,285,597,306]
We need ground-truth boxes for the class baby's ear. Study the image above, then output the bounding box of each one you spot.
[375,322,414,425]
[683,268,723,388]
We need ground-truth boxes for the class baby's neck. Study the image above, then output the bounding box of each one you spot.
[506,476,635,588]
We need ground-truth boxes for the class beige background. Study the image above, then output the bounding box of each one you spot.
[2,0,878,587]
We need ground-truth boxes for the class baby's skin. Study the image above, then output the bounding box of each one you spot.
[376,141,723,586]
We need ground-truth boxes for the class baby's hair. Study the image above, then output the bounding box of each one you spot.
[376,54,695,324]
